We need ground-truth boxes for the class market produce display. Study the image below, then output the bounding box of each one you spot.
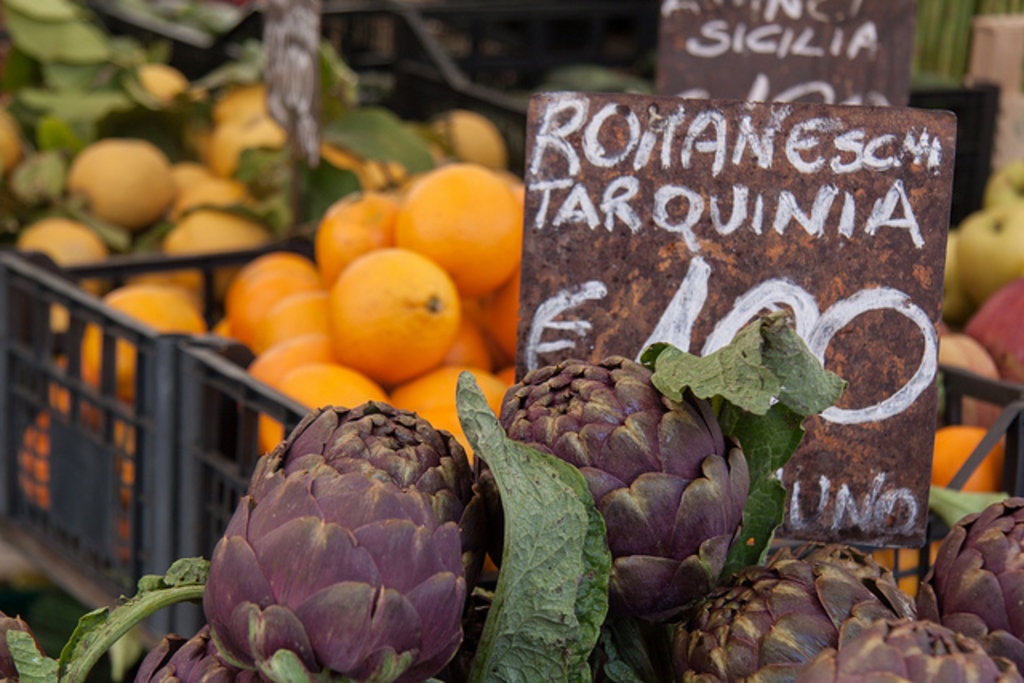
[1,1,1024,682]
[0,318,1021,681]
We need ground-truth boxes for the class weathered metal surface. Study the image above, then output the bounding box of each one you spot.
[517,91,956,546]
[656,0,916,107]
[263,0,322,166]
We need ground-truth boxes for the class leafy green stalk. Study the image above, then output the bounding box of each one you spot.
[641,311,847,575]
[457,374,611,683]
[17,557,210,683]
[929,486,1009,528]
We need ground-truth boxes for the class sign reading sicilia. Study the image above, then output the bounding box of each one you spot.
[516,91,956,546]
[656,0,916,106]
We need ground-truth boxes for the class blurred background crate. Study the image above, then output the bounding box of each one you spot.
[81,0,1003,224]
[883,365,1024,594]
[0,245,309,636]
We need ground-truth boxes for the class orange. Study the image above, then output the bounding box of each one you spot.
[81,283,207,400]
[211,316,234,339]
[931,424,1005,493]
[258,362,388,454]
[18,411,52,509]
[225,251,321,317]
[248,333,337,389]
[390,365,508,417]
[442,315,493,371]
[327,247,461,387]
[415,404,472,460]
[872,542,940,597]
[314,191,399,287]
[252,289,330,355]
[495,365,517,386]
[395,163,523,298]
[482,267,521,366]
[224,253,324,350]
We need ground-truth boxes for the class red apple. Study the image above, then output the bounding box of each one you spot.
[964,277,1024,384]
[938,330,1003,428]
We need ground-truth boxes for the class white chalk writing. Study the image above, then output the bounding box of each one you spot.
[787,472,919,535]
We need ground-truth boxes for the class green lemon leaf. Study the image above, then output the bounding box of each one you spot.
[16,88,134,124]
[35,115,86,153]
[4,0,81,22]
[9,150,67,205]
[321,107,435,174]
[1,46,43,92]
[5,11,112,64]
[9,630,59,683]
[298,159,361,227]
[42,61,107,91]
[458,373,610,683]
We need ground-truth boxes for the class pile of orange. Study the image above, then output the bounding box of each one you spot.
[221,162,527,459]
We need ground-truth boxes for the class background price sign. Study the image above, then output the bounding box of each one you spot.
[656,0,916,107]
[263,0,322,166]
[517,91,956,546]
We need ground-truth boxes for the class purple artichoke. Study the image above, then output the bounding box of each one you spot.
[795,618,1023,682]
[204,402,484,682]
[917,496,1024,672]
[673,543,917,681]
[134,625,259,682]
[0,611,39,680]
[499,356,749,621]
[251,402,487,586]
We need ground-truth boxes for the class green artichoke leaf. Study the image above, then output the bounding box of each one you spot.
[719,401,807,575]
[9,629,59,683]
[57,558,208,683]
[321,107,435,174]
[458,373,611,683]
[644,310,846,417]
[644,311,847,576]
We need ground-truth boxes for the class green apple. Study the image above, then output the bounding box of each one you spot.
[955,200,1024,306]
[941,229,977,326]
[983,159,1024,208]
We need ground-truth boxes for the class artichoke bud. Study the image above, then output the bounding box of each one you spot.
[134,624,258,682]
[254,402,487,586]
[205,403,480,682]
[917,496,1024,673]
[673,543,918,681]
[796,618,1024,682]
[499,355,750,621]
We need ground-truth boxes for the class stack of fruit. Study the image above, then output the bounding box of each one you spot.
[933,158,1024,492]
[222,161,524,458]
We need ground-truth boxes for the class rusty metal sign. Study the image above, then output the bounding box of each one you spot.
[517,91,956,546]
[656,0,915,107]
[264,0,322,166]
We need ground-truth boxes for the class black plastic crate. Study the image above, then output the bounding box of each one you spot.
[909,84,1000,227]
[0,243,311,635]
[0,250,184,631]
